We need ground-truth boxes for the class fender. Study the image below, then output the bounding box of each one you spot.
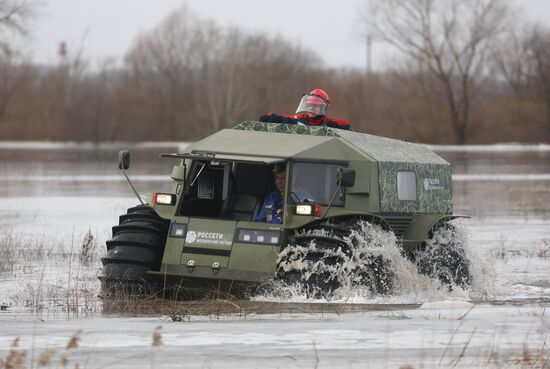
[403,214,470,243]
[288,212,393,232]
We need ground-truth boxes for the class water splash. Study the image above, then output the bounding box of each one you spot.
[254,219,496,304]
[452,219,498,301]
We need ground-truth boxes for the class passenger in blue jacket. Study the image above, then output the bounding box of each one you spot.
[255,165,285,224]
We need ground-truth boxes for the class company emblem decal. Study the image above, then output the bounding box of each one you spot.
[185,231,197,243]
[423,178,444,191]
[185,231,232,246]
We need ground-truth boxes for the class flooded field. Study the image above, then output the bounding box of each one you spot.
[0,142,548,300]
[0,142,549,368]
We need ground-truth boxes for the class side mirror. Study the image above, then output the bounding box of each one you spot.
[337,167,355,187]
[118,150,130,170]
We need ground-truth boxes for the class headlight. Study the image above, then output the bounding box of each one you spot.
[152,192,176,205]
[296,204,312,215]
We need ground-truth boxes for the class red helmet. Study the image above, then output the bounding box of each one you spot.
[295,88,330,116]
[308,89,330,104]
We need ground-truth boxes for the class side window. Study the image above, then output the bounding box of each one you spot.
[397,171,417,201]
[290,162,345,206]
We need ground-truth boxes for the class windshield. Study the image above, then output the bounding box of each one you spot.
[179,160,280,220]
[289,162,345,206]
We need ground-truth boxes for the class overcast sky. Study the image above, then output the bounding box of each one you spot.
[27,0,550,70]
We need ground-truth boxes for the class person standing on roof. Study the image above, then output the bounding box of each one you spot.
[259,89,351,130]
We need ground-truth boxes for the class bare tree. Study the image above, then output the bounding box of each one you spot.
[490,29,530,96]
[0,47,28,121]
[525,28,550,136]
[124,7,214,139]
[194,29,315,132]
[123,6,317,140]
[492,26,550,138]
[363,0,510,144]
[0,0,35,126]
[0,0,36,51]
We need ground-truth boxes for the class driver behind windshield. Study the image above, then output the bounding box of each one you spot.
[254,164,285,224]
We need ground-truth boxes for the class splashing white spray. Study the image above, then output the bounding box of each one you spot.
[254,219,497,304]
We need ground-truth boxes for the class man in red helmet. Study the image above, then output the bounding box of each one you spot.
[259,89,351,130]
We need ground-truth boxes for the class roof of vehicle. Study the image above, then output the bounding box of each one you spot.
[231,122,449,165]
[184,126,346,162]
[179,122,448,165]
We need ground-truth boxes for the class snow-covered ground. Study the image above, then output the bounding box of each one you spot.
[0,144,549,368]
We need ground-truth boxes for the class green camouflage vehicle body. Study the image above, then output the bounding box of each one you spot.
[102,122,465,295]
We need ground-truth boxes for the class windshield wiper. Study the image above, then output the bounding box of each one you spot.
[190,163,206,187]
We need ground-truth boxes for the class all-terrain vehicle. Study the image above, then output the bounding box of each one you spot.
[101,122,470,298]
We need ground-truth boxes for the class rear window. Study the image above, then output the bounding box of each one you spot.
[397,171,417,201]
[289,162,345,206]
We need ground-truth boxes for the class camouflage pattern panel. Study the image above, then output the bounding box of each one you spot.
[233,121,339,137]
[378,161,453,214]
[335,129,448,165]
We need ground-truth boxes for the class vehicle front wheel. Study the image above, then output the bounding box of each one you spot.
[100,205,169,298]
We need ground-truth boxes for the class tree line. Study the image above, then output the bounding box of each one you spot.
[0,0,549,144]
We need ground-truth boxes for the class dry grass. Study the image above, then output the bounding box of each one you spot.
[0,327,170,369]
[0,338,26,369]
[2,329,548,369]
[65,330,81,350]
[379,310,411,320]
[152,326,163,347]
[101,293,250,321]
[0,231,16,275]
[3,228,261,319]
[491,240,550,261]
[0,229,102,318]
[37,348,56,367]
[0,329,113,369]
[78,229,96,266]
[99,276,260,320]
[439,325,550,369]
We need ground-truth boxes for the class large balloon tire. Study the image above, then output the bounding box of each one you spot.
[100,205,169,299]
[278,219,394,297]
[417,222,471,289]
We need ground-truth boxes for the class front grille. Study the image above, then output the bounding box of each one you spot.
[382,213,413,237]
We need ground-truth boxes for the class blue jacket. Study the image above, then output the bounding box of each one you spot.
[254,191,283,224]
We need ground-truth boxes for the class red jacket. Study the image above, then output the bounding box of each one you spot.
[259,112,351,130]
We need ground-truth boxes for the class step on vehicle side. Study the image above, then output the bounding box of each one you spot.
[100,122,470,299]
